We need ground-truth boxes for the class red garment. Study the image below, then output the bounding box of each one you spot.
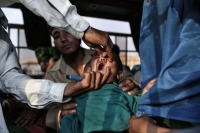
[25,115,50,133]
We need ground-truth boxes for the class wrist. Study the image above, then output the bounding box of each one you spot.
[84,26,92,34]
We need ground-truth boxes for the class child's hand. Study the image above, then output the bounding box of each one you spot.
[118,79,140,95]
[83,27,114,61]
[128,115,175,133]
[61,101,77,118]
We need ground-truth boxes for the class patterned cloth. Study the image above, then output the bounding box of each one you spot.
[60,83,141,133]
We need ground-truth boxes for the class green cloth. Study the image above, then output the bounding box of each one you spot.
[60,83,142,133]
[7,125,29,133]
[154,117,196,129]
[35,47,60,62]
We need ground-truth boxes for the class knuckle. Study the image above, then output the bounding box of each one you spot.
[84,82,90,88]
[96,71,100,75]
[90,84,95,89]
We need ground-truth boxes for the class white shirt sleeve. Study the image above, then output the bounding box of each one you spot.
[0,39,71,109]
[0,105,9,133]
[0,0,89,39]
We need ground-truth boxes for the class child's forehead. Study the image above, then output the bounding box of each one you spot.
[91,52,119,63]
[91,52,100,57]
[90,52,100,60]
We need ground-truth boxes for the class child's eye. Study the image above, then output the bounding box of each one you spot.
[53,35,59,39]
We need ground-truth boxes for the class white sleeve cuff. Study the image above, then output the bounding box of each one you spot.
[49,83,71,103]
[48,0,89,32]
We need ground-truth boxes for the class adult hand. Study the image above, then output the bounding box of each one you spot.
[83,27,114,61]
[15,110,39,127]
[118,79,140,95]
[128,115,173,133]
[61,101,77,118]
[64,67,111,97]
[128,115,157,133]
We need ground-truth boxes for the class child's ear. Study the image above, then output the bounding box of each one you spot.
[117,71,123,80]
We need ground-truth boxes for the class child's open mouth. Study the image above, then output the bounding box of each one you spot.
[97,62,105,72]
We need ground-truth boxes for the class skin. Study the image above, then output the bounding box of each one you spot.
[82,27,140,94]
[128,78,179,133]
[2,98,42,127]
[61,52,123,118]
[90,52,122,83]
[52,28,80,55]
[83,27,114,61]
[119,79,139,95]
[51,27,139,117]
[128,115,175,133]
[46,58,58,71]
[39,61,48,72]
[52,28,85,76]
[52,27,138,93]
[2,98,20,109]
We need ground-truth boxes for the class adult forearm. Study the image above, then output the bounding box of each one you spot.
[15,0,89,39]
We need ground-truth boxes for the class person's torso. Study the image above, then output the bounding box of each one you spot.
[45,48,94,83]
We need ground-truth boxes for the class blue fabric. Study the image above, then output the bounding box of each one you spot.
[138,0,200,123]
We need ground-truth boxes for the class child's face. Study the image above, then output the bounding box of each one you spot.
[90,52,122,82]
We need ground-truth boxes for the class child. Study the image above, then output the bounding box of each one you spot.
[60,52,142,133]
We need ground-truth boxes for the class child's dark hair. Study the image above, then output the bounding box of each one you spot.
[113,52,123,72]
[84,60,91,72]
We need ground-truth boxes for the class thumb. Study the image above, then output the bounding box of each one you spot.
[100,66,111,84]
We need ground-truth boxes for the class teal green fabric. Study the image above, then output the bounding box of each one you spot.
[154,117,193,129]
[7,125,29,133]
[60,83,142,133]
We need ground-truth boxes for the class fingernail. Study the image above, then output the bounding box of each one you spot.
[71,110,76,114]
[128,92,132,95]
[122,87,126,91]
[119,84,122,87]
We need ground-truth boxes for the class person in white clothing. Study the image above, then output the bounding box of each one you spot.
[0,0,120,132]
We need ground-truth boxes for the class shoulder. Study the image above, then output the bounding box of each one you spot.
[0,39,9,50]
[45,58,62,79]
[48,57,62,72]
